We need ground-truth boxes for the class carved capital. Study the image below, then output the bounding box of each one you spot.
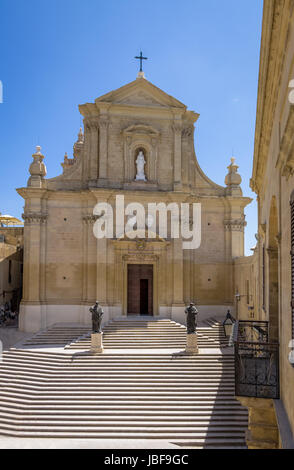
[173,123,182,134]
[182,127,193,138]
[275,233,282,245]
[99,118,109,131]
[22,213,47,224]
[83,214,101,225]
[224,218,247,232]
[282,162,294,178]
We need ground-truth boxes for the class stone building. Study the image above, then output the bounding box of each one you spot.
[17,73,251,333]
[234,0,294,446]
[0,226,23,312]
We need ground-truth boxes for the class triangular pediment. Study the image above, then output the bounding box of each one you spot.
[116,91,165,107]
[94,78,187,110]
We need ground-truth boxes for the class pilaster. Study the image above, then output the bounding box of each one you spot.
[98,116,109,186]
[173,121,182,191]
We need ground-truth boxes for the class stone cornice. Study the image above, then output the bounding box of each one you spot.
[16,187,47,199]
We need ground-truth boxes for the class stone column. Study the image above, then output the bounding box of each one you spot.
[22,213,47,301]
[96,237,108,305]
[82,120,91,183]
[20,210,47,332]
[89,121,99,184]
[98,117,109,186]
[171,238,185,320]
[173,122,182,191]
[82,215,98,305]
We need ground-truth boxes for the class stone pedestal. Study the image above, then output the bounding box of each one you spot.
[185,333,198,355]
[236,397,280,449]
[91,333,103,354]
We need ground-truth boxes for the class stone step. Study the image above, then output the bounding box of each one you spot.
[0,396,243,405]
[0,377,236,385]
[0,408,247,417]
[0,420,248,431]
[1,358,235,365]
[0,420,247,432]
[0,368,235,375]
[0,384,236,393]
[0,402,246,411]
[0,387,237,396]
[2,354,234,362]
[0,429,247,441]
[5,351,232,358]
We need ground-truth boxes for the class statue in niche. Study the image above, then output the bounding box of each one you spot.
[135,150,147,182]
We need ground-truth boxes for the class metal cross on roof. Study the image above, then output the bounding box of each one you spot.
[134,51,148,72]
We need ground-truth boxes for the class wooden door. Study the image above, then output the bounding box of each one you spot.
[127,264,153,315]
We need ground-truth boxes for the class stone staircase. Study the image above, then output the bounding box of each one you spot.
[23,325,90,346]
[0,318,247,448]
[64,317,228,350]
[22,318,228,350]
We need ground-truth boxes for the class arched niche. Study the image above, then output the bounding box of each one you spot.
[122,124,160,184]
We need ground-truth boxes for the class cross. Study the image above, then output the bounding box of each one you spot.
[134,51,148,72]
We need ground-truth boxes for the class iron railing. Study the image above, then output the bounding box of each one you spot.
[234,320,280,399]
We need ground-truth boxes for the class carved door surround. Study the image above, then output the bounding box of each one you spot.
[112,237,169,316]
[122,124,160,185]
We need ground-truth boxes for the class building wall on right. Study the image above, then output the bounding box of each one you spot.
[251,0,294,438]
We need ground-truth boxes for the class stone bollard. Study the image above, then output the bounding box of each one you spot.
[91,332,103,354]
[186,332,198,355]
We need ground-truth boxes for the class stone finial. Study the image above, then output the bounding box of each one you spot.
[225,156,242,196]
[61,151,75,171]
[27,145,47,188]
[73,126,84,159]
[78,127,84,143]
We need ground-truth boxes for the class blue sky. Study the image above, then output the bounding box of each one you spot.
[0,0,263,255]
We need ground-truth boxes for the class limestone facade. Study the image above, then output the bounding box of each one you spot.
[0,227,23,311]
[17,75,251,333]
[245,0,294,441]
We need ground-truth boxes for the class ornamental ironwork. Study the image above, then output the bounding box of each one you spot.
[234,320,279,399]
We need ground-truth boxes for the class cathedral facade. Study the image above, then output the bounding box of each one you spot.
[17,75,251,332]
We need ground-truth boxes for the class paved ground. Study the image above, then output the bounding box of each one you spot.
[0,437,197,449]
